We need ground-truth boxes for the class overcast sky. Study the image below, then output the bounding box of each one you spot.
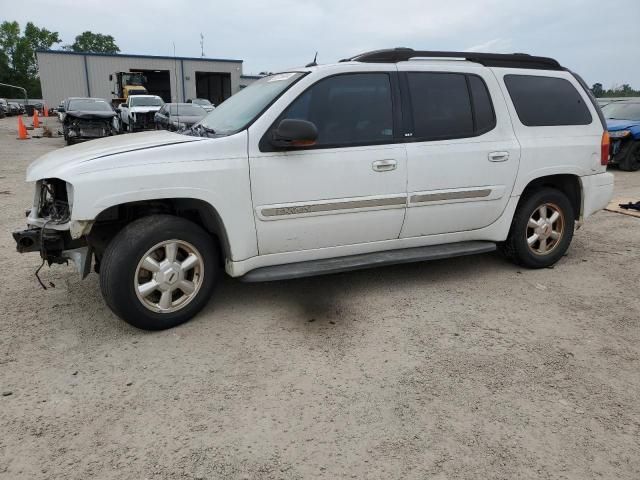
[7,0,640,88]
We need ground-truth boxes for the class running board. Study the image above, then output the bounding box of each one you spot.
[240,241,497,283]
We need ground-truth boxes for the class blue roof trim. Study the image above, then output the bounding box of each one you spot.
[36,49,243,64]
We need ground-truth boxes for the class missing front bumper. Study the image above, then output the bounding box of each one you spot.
[12,227,92,278]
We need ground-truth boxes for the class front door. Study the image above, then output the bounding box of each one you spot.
[396,65,520,238]
[248,71,408,255]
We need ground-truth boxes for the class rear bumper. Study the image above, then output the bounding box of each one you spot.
[581,172,614,219]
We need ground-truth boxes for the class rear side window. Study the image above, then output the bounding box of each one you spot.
[468,75,496,134]
[504,75,592,126]
[406,72,496,140]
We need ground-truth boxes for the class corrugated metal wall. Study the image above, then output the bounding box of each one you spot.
[37,51,243,107]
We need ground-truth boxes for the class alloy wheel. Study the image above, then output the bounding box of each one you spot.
[134,240,205,313]
[526,203,565,255]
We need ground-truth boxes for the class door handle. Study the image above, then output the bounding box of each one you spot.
[372,159,397,172]
[488,151,510,162]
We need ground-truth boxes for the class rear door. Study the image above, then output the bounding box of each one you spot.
[397,63,520,237]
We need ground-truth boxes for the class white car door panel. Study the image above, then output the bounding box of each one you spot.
[247,69,407,255]
[397,65,520,238]
[250,144,408,254]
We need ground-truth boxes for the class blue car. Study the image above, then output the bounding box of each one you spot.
[603,100,640,171]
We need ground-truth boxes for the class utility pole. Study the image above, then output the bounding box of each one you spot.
[200,33,205,58]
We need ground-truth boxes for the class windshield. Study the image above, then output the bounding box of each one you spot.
[192,99,212,106]
[602,102,640,121]
[169,105,205,116]
[68,99,112,111]
[130,96,163,107]
[197,72,305,134]
[124,73,146,85]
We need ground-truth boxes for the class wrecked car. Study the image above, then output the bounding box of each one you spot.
[12,49,614,331]
[603,100,640,171]
[154,103,207,131]
[61,98,119,146]
[118,95,164,132]
[8,102,24,115]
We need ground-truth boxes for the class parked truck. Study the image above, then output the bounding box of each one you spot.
[109,72,148,107]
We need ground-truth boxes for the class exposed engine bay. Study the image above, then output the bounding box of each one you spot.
[63,110,118,145]
[12,179,89,288]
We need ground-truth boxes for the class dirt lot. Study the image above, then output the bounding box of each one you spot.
[0,115,639,480]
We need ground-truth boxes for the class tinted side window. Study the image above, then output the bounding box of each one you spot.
[468,75,496,134]
[281,73,394,147]
[504,74,592,126]
[408,73,473,140]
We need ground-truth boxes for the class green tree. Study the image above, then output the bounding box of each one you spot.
[589,82,639,98]
[591,82,604,97]
[0,21,61,97]
[66,31,119,54]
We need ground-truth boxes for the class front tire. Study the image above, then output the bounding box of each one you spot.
[99,215,220,330]
[618,142,640,172]
[501,188,575,268]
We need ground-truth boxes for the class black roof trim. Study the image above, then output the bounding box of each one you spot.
[342,48,563,70]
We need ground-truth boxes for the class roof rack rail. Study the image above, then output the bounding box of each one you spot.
[341,48,564,70]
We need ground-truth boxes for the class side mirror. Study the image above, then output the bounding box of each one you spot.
[109,74,113,81]
[271,119,318,148]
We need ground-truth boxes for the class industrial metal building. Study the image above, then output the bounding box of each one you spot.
[36,50,260,107]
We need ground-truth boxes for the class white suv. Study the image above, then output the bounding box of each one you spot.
[13,48,614,330]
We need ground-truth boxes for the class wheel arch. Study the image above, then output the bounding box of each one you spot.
[519,174,582,220]
[90,198,232,263]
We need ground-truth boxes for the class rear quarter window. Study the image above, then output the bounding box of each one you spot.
[504,74,592,127]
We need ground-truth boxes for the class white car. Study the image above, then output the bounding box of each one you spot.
[13,48,614,330]
[118,94,164,132]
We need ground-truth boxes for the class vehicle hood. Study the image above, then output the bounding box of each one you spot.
[130,105,162,114]
[27,131,205,181]
[607,119,640,131]
[66,110,116,119]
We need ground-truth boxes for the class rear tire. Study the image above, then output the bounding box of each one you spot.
[501,188,575,268]
[99,215,220,330]
[618,141,640,172]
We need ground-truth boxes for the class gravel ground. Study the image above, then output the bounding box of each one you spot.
[0,115,639,480]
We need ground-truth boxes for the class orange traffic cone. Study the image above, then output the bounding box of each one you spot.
[17,116,30,140]
[33,110,40,128]
[43,104,48,117]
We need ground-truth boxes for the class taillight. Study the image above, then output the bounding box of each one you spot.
[601,131,610,166]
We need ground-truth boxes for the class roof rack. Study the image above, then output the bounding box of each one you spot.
[341,48,563,70]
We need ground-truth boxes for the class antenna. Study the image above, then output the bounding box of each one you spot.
[305,51,318,68]
[200,33,205,58]
[173,42,180,120]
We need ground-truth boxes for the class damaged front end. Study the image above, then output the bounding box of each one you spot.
[131,111,157,130]
[12,179,93,286]
[63,111,117,143]
[608,131,637,166]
